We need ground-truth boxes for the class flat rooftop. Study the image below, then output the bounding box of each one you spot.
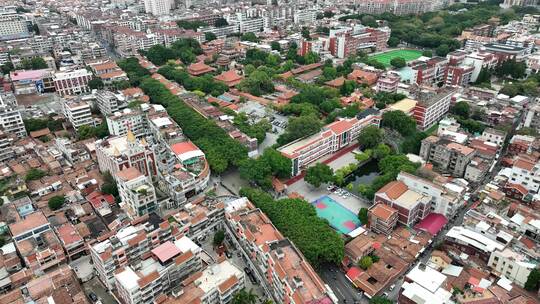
[394,189,427,209]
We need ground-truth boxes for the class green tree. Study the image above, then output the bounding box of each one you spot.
[373,143,391,160]
[340,80,357,96]
[232,289,258,304]
[25,168,47,181]
[238,70,275,96]
[451,101,470,119]
[305,163,334,188]
[48,195,66,210]
[213,230,225,247]
[301,27,311,39]
[358,207,368,224]
[304,51,320,64]
[361,15,377,27]
[177,20,207,30]
[358,125,383,149]
[390,57,406,69]
[370,296,393,304]
[270,41,281,52]
[88,78,104,90]
[215,18,228,27]
[422,50,433,57]
[101,171,118,198]
[205,32,217,42]
[277,114,323,146]
[524,268,540,292]
[358,256,373,270]
[475,67,491,85]
[1,62,14,74]
[241,32,259,43]
[435,44,450,56]
[240,187,344,266]
[382,110,417,136]
[387,36,399,47]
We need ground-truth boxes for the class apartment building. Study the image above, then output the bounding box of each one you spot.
[293,8,317,24]
[146,106,210,206]
[374,180,431,226]
[171,259,246,304]
[499,156,540,193]
[480,128,506,147]
[173,198,225,238]
[96,132,157,180]
[106,108,146,138]
[62,99,94,130]
[487,248,536,288]
[144,0,173,16]
[0,131,15,163]
[368,203,398,235]
[89,215,175,289]
[397,172,464,219]
[410,57,448,86]
[279,109,381,176]
[55,223,86,261]
[419,136,476,177]
[412,88,455,130]
[445,64,474,87]
[328,26,391,58]
[53,69,93,96]
[376,73,400,93]
[0,93,26,138]
[96,90,127,115]
[115,240,202,304]
[226,207,333,303]
[54,137,91,164]
[8,212,66,273]
[117,167,158,218]
[355,0,438,15]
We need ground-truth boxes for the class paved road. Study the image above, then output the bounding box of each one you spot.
[319,264,367,304]
[83,277,118,304]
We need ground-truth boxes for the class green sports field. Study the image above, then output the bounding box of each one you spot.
[370,49,423,67]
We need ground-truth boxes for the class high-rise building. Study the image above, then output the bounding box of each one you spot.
[117,167,158,218]
[144,0,173,16]
[89,215,176,289]
[62,99,94,130]
[0,93,26,138]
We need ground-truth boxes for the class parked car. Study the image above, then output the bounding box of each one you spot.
[88,292,98,302]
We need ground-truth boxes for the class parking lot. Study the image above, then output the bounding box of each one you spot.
[83,277,118,304]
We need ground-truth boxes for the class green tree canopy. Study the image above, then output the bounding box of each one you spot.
[305,163,334,188]
[88,78,104,90]
[277,114,323,146]
[390,57,406,69]
[231,289,258,304]
[270,41,281,51]
[25,168,47,181]
[358,125,383,149]
[205,32,217,42]
[48,195,66,210]
[451,101,470,119]
[240,187,344,266]
[358,256,373,270]
[358,207,368,224]
[524,268,540,292]
[213,230,225,247]
[381,110,417,136]
[241,32,259,43]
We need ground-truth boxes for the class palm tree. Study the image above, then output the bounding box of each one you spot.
[231,289,258,304]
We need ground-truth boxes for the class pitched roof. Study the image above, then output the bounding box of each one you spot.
[370,203,397,221]
[377,181,408,200]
